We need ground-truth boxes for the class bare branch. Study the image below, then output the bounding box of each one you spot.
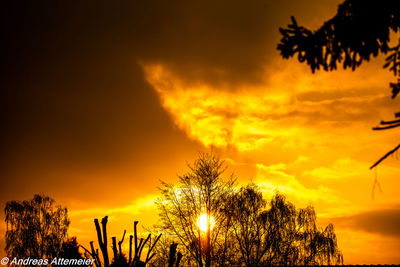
[370,143,400,169]
[373,123,400,130]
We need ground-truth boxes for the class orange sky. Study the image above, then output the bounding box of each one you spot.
[1,0,400,264]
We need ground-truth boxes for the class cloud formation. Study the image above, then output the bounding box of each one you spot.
[331,207,400,238]
[143,61,396,156]
[2,0,400,263]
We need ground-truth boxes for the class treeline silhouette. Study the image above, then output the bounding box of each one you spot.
[4,155,342,266]
[154,154,342,266]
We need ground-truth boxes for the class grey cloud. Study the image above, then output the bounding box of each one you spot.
[330,207,400,237]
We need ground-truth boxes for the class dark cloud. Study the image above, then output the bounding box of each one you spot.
[1,0,340,87]
[0,1,205,204]
[130,0,341,87]
[0,0,341,177]
[330,207,400,237]
[0,0,348,206]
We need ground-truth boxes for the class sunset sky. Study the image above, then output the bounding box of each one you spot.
[1,0,400,264]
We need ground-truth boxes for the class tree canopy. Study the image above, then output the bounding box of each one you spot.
[226,184,343,266]
[278,0,400,97]
[278,0,400,169]
[156,153,236,267]
[156,154,342,266]
[4,194,70,259]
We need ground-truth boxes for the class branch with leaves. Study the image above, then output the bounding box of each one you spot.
[278,0,400,169]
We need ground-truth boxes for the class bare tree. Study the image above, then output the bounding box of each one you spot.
[82,217,162,267]
[156,153,235,267]
[156,155,343,266]
[226,186,343,266]
[147,235,187,267]
[225,184,269,266]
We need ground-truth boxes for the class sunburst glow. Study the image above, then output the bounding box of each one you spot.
[197,213,215,232]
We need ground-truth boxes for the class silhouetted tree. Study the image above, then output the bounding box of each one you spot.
[83,217,161,267]
[167,242,182,267]
[156,155,342,266]
[278,0,400,94]
[60,237,90,266]
[156,153,235,267]
[110,253,129,267]
[60,237,82,258]
[266,194,342,265]
[226,185,343,266]
[225,184,269,266]
[148,234,194,267]
[4,194,70,259]
[147,235,171,267]
[277,0,400,168]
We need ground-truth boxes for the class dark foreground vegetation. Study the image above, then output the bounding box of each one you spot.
[152,154,342,266]
[4,154,342,266]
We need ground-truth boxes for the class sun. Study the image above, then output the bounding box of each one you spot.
[197,213,215,232]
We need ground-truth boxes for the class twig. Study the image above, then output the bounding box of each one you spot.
[370,143,400,169]
[380,119,400,125]
[373,123,400,130]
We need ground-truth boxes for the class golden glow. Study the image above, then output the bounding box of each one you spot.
[143,63,298,151]
[141,60,400,212]
[137,60,400,264]
[4,1,400,264]
[142,62,394,153]
[197,213,215,232]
